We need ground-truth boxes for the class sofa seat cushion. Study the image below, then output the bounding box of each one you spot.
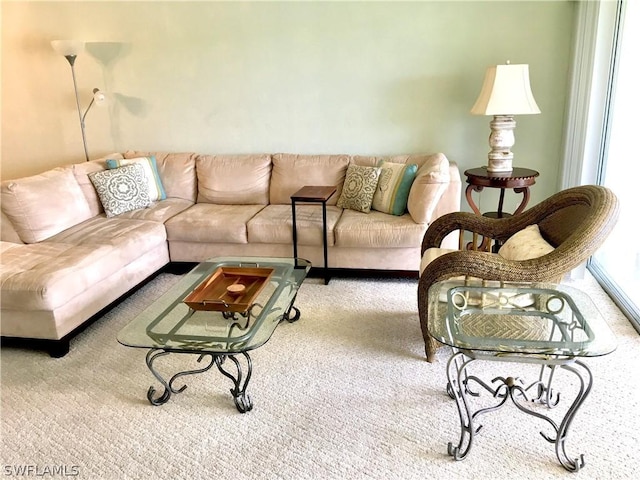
[1,167,93,244]
[420,247,458,274]
[165,204,265,244]
[44,216,167,265]
[0,241,119,311]
[118,198,193,223]
[247,204,343,246]
[420,247,481,296]
[335,209,427,248]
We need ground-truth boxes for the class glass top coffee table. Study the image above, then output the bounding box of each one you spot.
[428,280,617,472]
[118,256,311,413]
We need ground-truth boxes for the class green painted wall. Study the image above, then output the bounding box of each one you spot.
[1,1,575,211]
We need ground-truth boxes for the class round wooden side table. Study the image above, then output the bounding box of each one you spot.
[463,166,539,251]
[464,166,539,218]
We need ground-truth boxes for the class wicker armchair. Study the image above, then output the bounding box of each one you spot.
[417,185,619,362]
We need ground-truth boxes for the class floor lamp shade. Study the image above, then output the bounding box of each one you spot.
[471,63,540,172]
[51,40,85,58]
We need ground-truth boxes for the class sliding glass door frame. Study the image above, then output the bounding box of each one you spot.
[561,0,639,333]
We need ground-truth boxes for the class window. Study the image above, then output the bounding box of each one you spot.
[589,0,640,332]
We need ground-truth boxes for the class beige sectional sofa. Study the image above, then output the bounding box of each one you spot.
[0,151,460,356]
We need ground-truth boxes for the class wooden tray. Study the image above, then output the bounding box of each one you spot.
[183,266,274,313]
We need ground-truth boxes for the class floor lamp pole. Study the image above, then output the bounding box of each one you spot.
[66,57,90,162]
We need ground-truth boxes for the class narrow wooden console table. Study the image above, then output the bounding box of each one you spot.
[291,185,337,285]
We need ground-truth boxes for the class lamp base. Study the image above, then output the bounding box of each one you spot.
[486,115,516,173]
[487,157,513,173]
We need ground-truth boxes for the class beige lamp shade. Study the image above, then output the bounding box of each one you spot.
[471,63,540,116]
[51,40,85,57]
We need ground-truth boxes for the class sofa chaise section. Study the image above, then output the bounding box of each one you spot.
[0,165,171,356]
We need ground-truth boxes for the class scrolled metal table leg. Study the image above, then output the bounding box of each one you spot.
[446,352,476,460]
[504,360,592,472]
[146,350,218,406]
[282,292,301,323]
[146,348,173,406]
[167,354,217,395]
[284,306,301,323]
[215,352,254,413]
[446,352,515,462]
[554,360,592,472]
[525,364,560,408]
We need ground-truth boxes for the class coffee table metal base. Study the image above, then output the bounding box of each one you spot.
[445,350,592,472]
[142,303,301,413]
[146,349,254,413]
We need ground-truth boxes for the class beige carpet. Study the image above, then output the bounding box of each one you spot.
[1,271,639,479]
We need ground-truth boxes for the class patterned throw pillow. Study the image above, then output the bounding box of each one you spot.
[371,161,418,216]
[336,164,381,213]
[88,163,151,217]
[106,156,166,201]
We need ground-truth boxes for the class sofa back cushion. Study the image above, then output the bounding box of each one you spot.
[72,154,122,216]
[270,154,349,205]
[196,154,271,205]
[1,211,23,244]
[125,151,198,202]
[0,167,93,243]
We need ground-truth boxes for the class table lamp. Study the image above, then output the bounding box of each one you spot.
[471,62,541,173]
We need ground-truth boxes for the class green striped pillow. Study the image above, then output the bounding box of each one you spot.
[371,161,418,215]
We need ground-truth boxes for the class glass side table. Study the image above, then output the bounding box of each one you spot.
[428,280,617,472]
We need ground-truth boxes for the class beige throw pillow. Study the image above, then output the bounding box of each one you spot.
[498,224,554,260]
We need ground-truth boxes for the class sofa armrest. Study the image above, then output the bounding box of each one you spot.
[407,155,460,226]
[429,161,461,221]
